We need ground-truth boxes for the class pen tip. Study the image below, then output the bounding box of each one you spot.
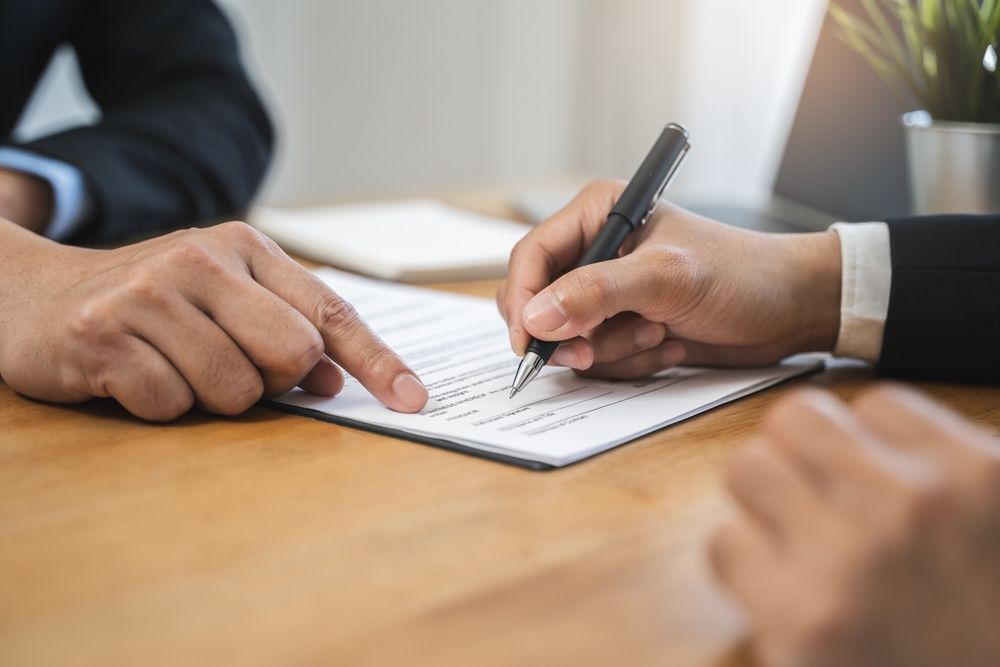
[508,387,518,400]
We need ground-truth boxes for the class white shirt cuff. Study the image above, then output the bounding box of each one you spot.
[0,147,92,241]
[830,222,892,363]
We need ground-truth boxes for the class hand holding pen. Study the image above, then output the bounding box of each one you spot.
[507,124,691,397]
[498,128,844,392]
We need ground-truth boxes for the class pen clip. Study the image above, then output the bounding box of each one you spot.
[639,142,691,227]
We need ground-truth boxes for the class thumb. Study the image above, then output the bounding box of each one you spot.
[521,255,653,341]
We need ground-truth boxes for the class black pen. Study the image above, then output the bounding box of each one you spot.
[509,123,691,398]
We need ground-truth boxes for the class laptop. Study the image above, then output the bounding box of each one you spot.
[515,0,913,233]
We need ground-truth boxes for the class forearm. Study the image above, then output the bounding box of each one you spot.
[0,217,53,258]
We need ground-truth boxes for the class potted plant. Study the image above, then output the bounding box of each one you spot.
[831,0,1000,215]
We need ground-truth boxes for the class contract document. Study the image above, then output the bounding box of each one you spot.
[272,269,823,469]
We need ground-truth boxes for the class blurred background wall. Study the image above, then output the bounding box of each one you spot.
[13,0,826,209]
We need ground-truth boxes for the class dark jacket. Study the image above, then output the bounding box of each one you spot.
[881,215,1000,383]
[0,0,274,243]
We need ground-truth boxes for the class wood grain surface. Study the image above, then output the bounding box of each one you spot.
[2,230,999,667]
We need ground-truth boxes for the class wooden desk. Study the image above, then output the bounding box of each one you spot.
[2,233,1000,667]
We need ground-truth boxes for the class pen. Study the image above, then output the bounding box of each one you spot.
[509,123,691,399]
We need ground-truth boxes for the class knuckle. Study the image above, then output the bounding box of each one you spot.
[316,292,360,332]
[221,220,273,249]
[274,329,325,377]
[216,373,265,415]
[67,300,118,346]
[220,219,254,236]
[165,236,222,272]
[122,268,169,307]
[256,329,326,379]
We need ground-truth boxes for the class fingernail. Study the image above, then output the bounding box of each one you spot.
[634,322,666,349]
[661,342,686,367]
[393,373,428,411]
[552,345,584,370]
[523,293,568,332]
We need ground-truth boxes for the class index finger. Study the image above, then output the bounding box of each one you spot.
[502,181,624,355]
[244,231,428,413]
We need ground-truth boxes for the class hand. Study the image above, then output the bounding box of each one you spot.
[497,181,842,379]
[0,220,428,421]
[710,386,1000,667]
[0,168,54,233]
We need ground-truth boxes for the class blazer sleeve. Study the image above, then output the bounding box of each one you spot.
[879,215,1000,384]
[19,0,274,244]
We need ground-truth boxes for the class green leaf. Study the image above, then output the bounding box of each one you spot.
[830,0,1000,122]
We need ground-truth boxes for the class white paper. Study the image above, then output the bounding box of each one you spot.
[251,200,529,283]
[274,269,822,468]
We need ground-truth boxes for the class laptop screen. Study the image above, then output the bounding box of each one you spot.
[772,0,914,222]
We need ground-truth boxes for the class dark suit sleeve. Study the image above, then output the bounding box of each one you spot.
[20,0,274,243]
[878,215,1000,384]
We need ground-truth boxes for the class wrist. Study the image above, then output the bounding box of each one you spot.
[0,168,53,234]
[790,231,842,353]
[0,221,84,373]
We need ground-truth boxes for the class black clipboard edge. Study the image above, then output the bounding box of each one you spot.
[264,401,555,471]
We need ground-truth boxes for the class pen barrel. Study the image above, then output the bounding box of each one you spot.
[611,123,690,227]
[578,215,633,267]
